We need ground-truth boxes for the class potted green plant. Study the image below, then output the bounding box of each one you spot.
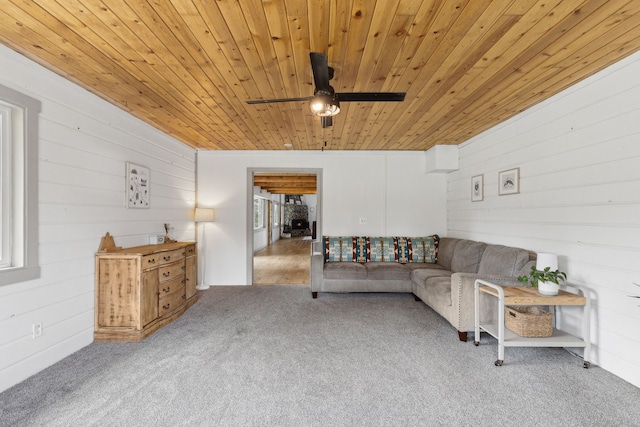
[518,265,567,295]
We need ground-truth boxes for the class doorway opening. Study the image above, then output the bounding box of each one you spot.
[247,168,322,286]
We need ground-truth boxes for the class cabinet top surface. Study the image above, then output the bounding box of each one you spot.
[96,241,194,256]
[479,285,586,306]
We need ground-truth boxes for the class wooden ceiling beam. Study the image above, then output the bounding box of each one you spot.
[253,173,317,194]
[254,176,317,182]
[261,188,317,195]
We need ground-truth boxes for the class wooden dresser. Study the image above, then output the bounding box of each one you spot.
[94,242,198,342]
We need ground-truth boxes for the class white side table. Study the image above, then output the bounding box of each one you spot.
[474,279,591,368]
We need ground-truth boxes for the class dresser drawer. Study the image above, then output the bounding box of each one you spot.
[142,254,160,270]
[158,275,184,298]
[158,248,185,265]
[158,287,186,317]
[159,261,185,282]
[185,244,196,257]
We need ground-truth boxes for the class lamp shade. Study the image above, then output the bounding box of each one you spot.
[194,207,215,222]
[536,253,558,271]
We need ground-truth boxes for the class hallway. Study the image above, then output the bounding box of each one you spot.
[253,237,312,285]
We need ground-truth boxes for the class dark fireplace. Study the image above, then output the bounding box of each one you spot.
[291,219,309,230]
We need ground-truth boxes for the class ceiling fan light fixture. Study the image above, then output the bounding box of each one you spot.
[309,94,340,117]
[247,52,404,128]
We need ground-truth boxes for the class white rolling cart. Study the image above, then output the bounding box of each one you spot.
[474,279,591,368]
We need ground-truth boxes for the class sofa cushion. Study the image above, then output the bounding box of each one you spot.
[404,263,446,272]
[450,240,486,273]
[436,238,460,270]
[324,262,367,280]
[366,262,411,281]
[411,268,453,284]
[413,275,452,310]
[477,244,531,276]
[425,276,453,308]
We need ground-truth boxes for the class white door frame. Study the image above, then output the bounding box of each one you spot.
[246,167,322,285]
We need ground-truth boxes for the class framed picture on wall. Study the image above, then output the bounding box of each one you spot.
[126,162,150,208]
[471,175,483,202]
[498,167,520,195]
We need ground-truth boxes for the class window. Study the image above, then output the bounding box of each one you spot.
[0,102,12,268]
[273,203,279,226]
[253,197,264,229]
[0,84,40,286]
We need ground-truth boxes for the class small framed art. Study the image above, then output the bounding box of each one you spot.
[126,162,150,208]
[471,175,483,202]
[498,167,520,195]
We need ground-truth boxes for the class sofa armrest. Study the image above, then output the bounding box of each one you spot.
[451,272,523,332]
[310,251,324,293]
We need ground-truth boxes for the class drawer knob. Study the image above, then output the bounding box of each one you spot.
[163,303,171,310]
[163,272,170,277]
[163,287,170,293]
[163,256,171,261]
[148,258,156,264]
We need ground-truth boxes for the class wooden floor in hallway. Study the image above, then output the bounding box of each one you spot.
[253,236,312,285]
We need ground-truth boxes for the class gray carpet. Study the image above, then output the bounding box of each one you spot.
[1,285,639,426]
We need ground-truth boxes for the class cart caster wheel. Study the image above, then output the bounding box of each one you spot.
[495,360,503,367]
[473,341,479,346]
[583,361,590,369]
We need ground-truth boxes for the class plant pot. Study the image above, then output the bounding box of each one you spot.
[538,281,559,296]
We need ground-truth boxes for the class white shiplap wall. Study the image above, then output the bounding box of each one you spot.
[198,150,447,286]
[0,45,196,392]
[448,50,640,388]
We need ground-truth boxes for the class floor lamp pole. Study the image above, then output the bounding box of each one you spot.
[196,222,210,291]
[194,207,215,291]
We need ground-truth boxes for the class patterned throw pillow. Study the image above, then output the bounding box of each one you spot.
[322,235,439,263]
[354,236,368,263]
[396,237,411,263]
[323,236,354,262]
[406,235,439,263]
[368,237,397,262]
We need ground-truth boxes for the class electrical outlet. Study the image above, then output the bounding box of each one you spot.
[359,217,367,225]
[32,322,42,339]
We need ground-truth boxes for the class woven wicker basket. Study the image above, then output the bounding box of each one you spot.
[505,306,553,337]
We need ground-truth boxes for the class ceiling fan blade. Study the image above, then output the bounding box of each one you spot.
[336,92,406,102]
[248,53,405,132]
[310,52,330,91]
[246,96,312,104]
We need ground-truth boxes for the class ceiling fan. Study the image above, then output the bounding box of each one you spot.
[246,52,406,128]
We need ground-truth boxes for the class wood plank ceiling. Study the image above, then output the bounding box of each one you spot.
[1,1,640,153]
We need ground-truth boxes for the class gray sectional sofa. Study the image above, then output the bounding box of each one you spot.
[311,236,536,341]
